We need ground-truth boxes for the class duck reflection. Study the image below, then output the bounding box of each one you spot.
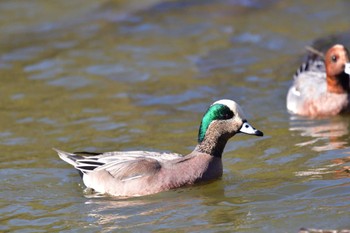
[290,115,350,178]
[294,155,350,179]
[331,154,350,178]
[81,181,248,231]
[289,115,350,152]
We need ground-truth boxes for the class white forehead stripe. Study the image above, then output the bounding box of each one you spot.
[212,99,246,119]
[213,99,236,107]
[333,44,344,50]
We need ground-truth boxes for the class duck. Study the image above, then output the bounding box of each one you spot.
[54,99,263,197]
[286,44,350,117]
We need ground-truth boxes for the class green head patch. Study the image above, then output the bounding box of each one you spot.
[198,104,234,143]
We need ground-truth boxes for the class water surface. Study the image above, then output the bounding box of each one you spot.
[1,0,350,232]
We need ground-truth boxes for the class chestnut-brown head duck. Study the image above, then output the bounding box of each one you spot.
[287,44,350,117]
[55,99,263,197]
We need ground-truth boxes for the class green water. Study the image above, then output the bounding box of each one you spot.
[1,0,350,232]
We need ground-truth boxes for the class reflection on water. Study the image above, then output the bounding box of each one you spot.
[289,115,350,181]
[331,154,350,179]
[289,116,350,152]
[83,183,249,232]
[2,0,350,232]
[290,116,350,179]
[294,163,347,179]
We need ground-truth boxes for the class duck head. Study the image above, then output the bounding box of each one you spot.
[196,99,263,157]
[325,44,350,93]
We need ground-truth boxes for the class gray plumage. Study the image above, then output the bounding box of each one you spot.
[287,44,350,117]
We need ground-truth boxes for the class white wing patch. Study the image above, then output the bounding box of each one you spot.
[74,151,183,178]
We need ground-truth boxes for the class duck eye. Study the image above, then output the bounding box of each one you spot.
[223,112,234,119]
[331,55,337,63]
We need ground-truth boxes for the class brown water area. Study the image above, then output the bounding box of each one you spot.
[1,0,350,232]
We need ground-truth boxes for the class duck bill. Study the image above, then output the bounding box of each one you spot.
[239,121,263,136]
[345,63,350,75]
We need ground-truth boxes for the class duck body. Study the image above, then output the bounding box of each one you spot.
[287,64,350,116]
[287,44,350,117]
[56,150,223,196]
[55,99,263,197]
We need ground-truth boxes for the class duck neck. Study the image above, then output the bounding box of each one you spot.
[327,72,350,94]
[195,132,232,158]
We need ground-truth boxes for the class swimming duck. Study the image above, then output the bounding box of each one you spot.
[55,99,263,197]
[286,44,350,117]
